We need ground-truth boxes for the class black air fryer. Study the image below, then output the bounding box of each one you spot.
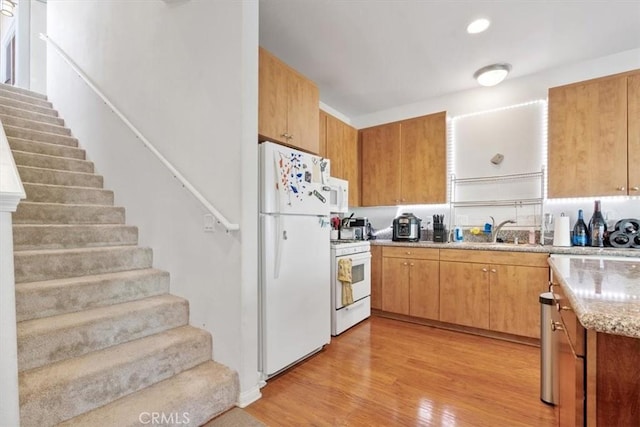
[392,213,421,242]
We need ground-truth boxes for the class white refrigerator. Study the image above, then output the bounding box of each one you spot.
[259,141,331,378]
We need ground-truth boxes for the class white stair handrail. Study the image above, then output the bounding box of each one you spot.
[40,33,239,232]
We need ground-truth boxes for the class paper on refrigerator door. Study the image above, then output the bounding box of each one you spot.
[261,142,330,215]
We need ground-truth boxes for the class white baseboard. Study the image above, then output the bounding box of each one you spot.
[237,385,262,408]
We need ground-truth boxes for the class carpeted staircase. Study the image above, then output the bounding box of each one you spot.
[2,83,239,426]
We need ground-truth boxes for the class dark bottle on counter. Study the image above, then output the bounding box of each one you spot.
[573,209,588,246]
[588,200,607,247]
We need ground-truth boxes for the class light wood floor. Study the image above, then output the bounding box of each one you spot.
[245,316,556,426]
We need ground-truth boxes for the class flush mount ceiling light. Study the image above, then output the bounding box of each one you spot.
[473,63,512,87]
[467,18,490,34]
[0,0,16,17]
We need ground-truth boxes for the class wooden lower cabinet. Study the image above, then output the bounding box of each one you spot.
[489,265,549,338]
[439,261,489,329]
[370,246,382,310]
[381,247,439,320]
[408,259,439,320]
[382,256,410,314]
[551,279,640,426]
[378,247,548,339]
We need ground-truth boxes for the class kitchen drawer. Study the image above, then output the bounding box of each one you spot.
[553,283,585,357]
[334,296,371,335]
[382,246,439,260]
[440,249,548,267]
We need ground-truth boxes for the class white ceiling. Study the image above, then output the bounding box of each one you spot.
[259,0,640,119]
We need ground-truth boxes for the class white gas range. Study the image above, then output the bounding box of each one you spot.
[330,240,372,335]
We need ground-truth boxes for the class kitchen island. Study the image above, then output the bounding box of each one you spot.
[548,255,639,427]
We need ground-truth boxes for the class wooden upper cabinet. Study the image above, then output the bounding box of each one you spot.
[258,48,288,142]
[361,123,402,206]
[548,73,629,198]
[318,110,328,158]
[628,73,640,193]
[325,113,360,206]
[258,47,319,154]
[400,112,447,204]
[360,112,446,206]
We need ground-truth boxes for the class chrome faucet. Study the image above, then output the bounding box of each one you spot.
[490,216,516,243]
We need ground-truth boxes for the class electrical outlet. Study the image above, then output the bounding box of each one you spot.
[203,214,215,232]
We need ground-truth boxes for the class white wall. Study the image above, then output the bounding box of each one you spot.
[351,48,640,234]
[0,14,15,84]
[14,0,29,88]
[46,0,260,403]
[29,0,46,93]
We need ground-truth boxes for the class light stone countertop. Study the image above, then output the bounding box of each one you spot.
[371,239,640,258]
[548,256,640,338]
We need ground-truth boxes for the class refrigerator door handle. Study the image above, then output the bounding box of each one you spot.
[274,215,283,279]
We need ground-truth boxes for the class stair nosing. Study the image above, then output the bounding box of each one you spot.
[11,149,91,162]
[14,245,151,257]
[0,84,48,100]
[15,268,168,288]
[21,182,112,192]
[0,113,70,133]
[3,124,77,142]
[17,164,99,177]
[0,105,63,124]
[9,136,84,154]
[0,95,56,113]
[19,325,210,381]
[0,90,51,105]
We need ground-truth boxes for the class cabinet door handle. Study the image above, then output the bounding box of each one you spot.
[490,268,497,273]
[559,305,572,312]
[631,186,639,192]
[403,262,408,266]
[288,134,294,140]
[410,263,414,266]
[482,268,488,272]
[617,186,626,191]
[551,321,564,332]
[406,251,411,255]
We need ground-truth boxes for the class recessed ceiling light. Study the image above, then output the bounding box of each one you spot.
[467,18,490,34]
[473,63,512,87]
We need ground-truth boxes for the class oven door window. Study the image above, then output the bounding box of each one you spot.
[351,262,365,284]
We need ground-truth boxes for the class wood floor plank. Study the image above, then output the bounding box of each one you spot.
[246,316,556,426]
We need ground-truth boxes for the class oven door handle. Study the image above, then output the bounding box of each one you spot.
[345,298,366,311]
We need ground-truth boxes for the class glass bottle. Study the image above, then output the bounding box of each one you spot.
[572,209,588,246]
[588,200,607,247]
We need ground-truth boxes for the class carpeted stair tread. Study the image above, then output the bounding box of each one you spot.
[3,124,78,147]
[0,104,64,125]
[0,95,58,117]
[18,294,189,372]
[58,361,239,427]
[0,114,71,136]
[12,150,93,173]
[19,326,213,427]
[9,137,85,159]
[13,202,125,224]
[14,246,153,283]
[0,83,48,100]
[22,182,114,205]
[17,166,103,188]
[0,88,52,108]
[13,224,138,250]
[15,268,170,322]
